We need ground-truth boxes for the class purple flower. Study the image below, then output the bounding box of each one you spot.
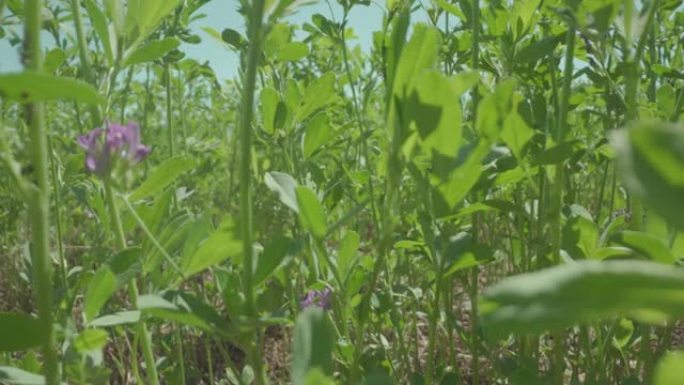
[300,287,332,310]
[77,122,150,176]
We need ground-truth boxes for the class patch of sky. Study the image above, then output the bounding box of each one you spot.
[0,0,440,81]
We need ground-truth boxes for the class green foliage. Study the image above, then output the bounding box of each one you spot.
[83,267,118,322]
[3,0,684,384]
[0,71,102,104]
[654,351,684,385]
[0,313,42,351]
[292,308,334,384]
[295,186,328,239]
[612,121,684,230]
[481,261,684,334]
[125,38,181,66]
[129,155,195,201]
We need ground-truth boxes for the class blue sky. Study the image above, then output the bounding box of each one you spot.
[0,0,400,80]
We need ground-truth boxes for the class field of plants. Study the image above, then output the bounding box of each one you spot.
[1,0,684,384]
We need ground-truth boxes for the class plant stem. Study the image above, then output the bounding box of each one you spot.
[103,182,160,385]
[48,137,68,291]
[24,1,59,383]
[69,0,102,124]
[239,1,266,383]
[165,64,175,157]
[549,6,576,385]
[470,2,481,384]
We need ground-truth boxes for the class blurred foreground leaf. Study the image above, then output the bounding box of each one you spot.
[480,260,684,334]
[611,121,684,230]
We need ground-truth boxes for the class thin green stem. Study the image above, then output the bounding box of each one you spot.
[24,1,59,383]
[239,1,267,383]
[470,3,482,384]
[69,0,102,124]
[121,196,186,279]
[548,6,577,385]
[165,64,175,157]
[103,182,160,385]
[48,137,68,291]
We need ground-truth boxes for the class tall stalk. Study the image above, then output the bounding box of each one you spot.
[549,5,577,385]
[24,1,59,383]
[165,64,175,157]
[350,5,409,383]
[69,1,160,380]
[470,2,481,384]
[239,1,266,383]
[103,182,160,385]
[69,0,101,123]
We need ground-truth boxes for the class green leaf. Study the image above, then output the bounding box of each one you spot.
[292,308,334,384]
[654,351,684,385]
[338,230,360,282]
[0,313,42,351]
[221,28,246,50]
[84,267,118,322]
[392,24,441,99]
[277,42,309,62]
[302,113,332,159]
[562,214,598,259]
[443,233,493,278]
[43,49,66,74]
[433,0,465,18]
[124,0,183,49]
[532,140,584,166]
[475,79,516,141]
[500,111,534,159]
[124,37,181,66]
[89,311,141,327]
[138,291,226,332]
[0,366,52,385]
[294,72,336,122]
[303,368,336,385]
[516,35,561,65]
[265,171,300,213]
[181,218,242,278]
[84,0,114,64]
[611,121,684,230]
[260,87,279,134]
[73,328,109,353]
[407,70,462,156]
[612,231,675,264]
[295,186,328,239]
[129,155,195,201]
[481,260,684,335]
[0,71,102,104]
[254,236,294,285]
[434,141,490,209]
[108,247,142,285]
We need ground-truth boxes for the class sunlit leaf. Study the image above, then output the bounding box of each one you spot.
[277,42,308,62]
[125,37,181,66]
[84,267,118,322]
[481,260,684,335]
[73,329,109,353]
[0,71,102,104]
[180,218,241,278]
[129,155,195,201]
[265,171,300,213]
[89,311,141,327]
[296,186,328,239]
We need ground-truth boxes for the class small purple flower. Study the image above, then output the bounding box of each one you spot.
[300,287,332,310]
[77,122,150,177]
